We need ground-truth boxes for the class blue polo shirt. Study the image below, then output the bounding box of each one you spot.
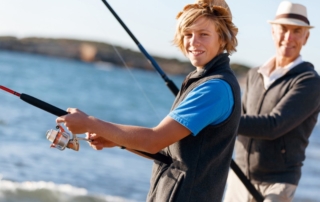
[168,79,234,136]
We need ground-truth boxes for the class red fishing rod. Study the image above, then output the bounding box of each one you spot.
[0,85,172,163]
[0,85,67,116]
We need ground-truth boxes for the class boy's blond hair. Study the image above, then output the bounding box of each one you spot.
[173,0,238,55]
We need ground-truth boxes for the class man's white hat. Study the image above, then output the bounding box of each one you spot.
[268,1,313,28]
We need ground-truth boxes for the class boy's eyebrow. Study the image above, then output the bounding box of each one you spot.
[184,28,211,32]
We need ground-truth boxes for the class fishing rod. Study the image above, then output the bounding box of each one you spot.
[0,85,67,116]
[100,1,264,201]
[100,0,179,96]
[0,85,172,164]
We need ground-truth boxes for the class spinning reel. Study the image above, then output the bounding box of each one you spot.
[46,125,90,151]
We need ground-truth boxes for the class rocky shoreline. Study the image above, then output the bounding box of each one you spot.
[0,36,250,78]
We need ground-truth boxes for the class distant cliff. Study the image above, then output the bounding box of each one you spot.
[0,36,250,77]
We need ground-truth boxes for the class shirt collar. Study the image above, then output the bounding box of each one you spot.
[258,56,304,90]
[258,55,303,77]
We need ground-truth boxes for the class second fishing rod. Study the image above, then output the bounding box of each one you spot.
[100,1,264,201]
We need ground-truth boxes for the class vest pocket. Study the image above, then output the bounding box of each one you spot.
[148,162,167,198]
[148,165,185,202]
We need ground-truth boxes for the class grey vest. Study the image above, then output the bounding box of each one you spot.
[147,53,241,202]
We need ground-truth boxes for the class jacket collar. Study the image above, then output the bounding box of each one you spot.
[285,61,315,76]
[189,53,230,79]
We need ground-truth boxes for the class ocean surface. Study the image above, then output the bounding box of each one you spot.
[0,50,319,202]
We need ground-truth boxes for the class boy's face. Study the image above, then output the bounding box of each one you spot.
[183,17,221,68]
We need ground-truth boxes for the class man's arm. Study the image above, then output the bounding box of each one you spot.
[238,73,320,140]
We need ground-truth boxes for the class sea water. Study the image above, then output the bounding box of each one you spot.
[0,50,319,202]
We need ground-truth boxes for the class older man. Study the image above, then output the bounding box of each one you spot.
[224,1,320,202]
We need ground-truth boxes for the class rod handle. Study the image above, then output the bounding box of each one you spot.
[166,80,179,96]
[20,93,68,117]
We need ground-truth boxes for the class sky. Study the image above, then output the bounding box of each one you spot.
[0,0,319,71]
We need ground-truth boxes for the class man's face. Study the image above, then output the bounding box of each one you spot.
[272,24,309,62]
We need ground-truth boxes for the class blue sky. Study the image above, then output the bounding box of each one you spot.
[0,0,319,71]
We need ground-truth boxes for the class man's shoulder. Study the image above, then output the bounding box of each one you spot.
[249,66,260,72]
[245,67,260,78]
[290,61,320,78]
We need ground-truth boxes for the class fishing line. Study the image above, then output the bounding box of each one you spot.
[101,0,179,96]
[111,44,162,121]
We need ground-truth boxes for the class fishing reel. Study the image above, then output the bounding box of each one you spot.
[46,125,89,151]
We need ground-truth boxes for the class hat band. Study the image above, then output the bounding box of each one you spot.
[275,13,310,25]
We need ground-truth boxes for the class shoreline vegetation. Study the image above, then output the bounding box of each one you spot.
[0,36,249,82]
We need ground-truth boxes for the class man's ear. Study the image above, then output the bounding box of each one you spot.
[271,25,275,40]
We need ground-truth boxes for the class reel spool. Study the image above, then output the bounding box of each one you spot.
[46,125,79,151]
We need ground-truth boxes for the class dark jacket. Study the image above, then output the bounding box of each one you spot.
[235,62,320,185]
[147,53,241,202]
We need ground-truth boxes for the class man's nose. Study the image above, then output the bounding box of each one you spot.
[284,30,294,41]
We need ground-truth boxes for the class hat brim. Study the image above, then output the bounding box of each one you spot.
[268,18,314,28]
